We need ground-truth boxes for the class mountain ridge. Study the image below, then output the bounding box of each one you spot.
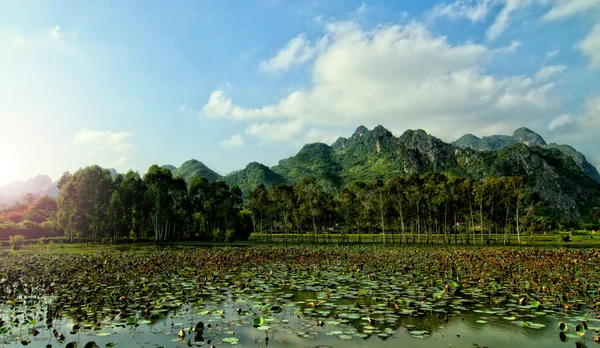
[3,126,599,223]
[452,127,600,184]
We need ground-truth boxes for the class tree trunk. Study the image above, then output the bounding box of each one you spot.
[479,196,484,245]
[516,200,521,246]
[380,192,385,245]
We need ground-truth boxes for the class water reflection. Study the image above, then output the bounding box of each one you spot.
[1,276,596,347]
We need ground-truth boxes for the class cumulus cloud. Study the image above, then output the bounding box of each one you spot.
[49,26,61,39]
[219,134,244,147]
[579,94,600,128]
[73,129,134,153]
[202,21,559,141]
[494,40,522,53]
[535,65,567,81]
[548,113,575,130]
[578,23,600,69]
[427,0,491,22]
[544,49,560,60]
[245,121,304,142]
[483,0,599,41]
[259,34,328,74]
[541,0,600,21]
[486,0,526,41]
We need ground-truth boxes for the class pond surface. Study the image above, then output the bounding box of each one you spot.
[0,246,598,347]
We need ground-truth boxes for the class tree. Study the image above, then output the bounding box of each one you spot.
[386,176,407,242]
[56,166,112,242]
[247,184,270,240]
[505,176,526,245]
[338,187,358,242]
[594,209,600,224]
[295,178,324,243]
[406,174,423,243]
[143,165,177,243]
[460,179,477,245]
[119,171,148,240]
[369,179,387,244]
[272,184,296,243]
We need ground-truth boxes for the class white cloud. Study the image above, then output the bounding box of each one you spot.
[544,49,560,59]
[304,127,343,144]
[535,65,567,81]
[49,25,61,39]
[178,104,186,112]
[219,134,245,147]
[202,90,279,120]
[548,113,575,130]
[494,40,522,53]
[113,156,129,167]
[579,94,600,128]
[542,0,600,21]
[1,25,79,57]
[486,0,525,41]
[578,23,600,69]
[427,0,491,22]
[259,34,328,74]
[484,0,599,41]
[202,21,558,141]
[245,121,304,142]
[73,129,134,153]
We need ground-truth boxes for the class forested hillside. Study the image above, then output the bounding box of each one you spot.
[1,125,599,243]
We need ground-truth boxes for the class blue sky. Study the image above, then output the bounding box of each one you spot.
[1,0,599,186]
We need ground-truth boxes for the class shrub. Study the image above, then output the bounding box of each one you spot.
[9,234,26,250]
[225,229,236,243]
[212,228,225,242]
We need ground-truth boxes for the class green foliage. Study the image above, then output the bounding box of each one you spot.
[172,159,221,183]
[224,162,287,195]
[9,234,26,250]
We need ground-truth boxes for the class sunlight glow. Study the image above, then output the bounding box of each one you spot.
[0,150,19,187]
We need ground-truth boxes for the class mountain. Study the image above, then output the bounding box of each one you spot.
[453,127,599,184]
[161,165,177,171]
[172,159,221,183]
[3,125,597,222]
[0,175,59,204]
[223,162,287,193]
[272,143,342,189]
[224,125,599,221]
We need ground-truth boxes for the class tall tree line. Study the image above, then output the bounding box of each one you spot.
[56,165,252,243]
[246,173,541,245]
[52,165,548,245]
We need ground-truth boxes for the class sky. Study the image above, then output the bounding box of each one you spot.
[1,0,599,186]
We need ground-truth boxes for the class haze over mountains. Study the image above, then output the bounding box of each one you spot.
[2,126,599,220]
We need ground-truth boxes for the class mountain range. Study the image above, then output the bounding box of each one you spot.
[2,126,599,221]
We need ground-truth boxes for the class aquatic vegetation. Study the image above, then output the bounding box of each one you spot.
[0,245,599,347]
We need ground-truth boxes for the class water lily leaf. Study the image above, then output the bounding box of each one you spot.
[104,343,117,348]
[222,337,239,344]
[253,317,264,327]
[575,324,587,336]
[126,316,137,325]
[558,322,568,332]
